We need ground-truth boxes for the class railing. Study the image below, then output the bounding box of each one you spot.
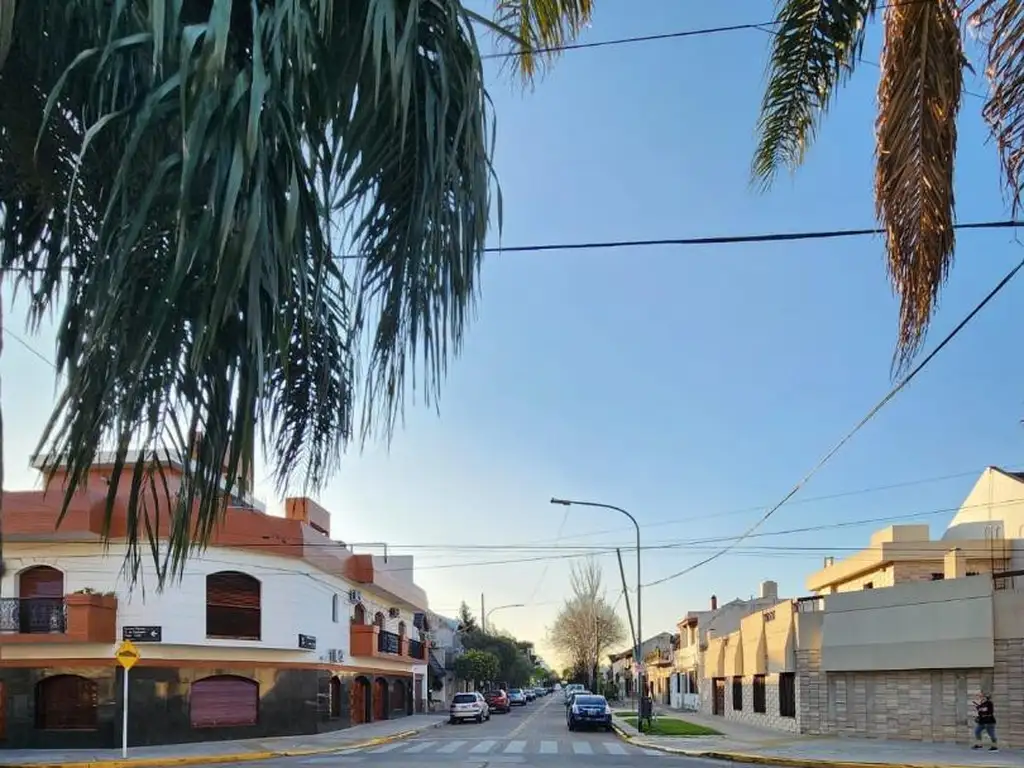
[378,630,401,655]
[0,598,67,634]
[408,639,425,659]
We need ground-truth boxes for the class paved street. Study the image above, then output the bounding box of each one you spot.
[202,696,700,767]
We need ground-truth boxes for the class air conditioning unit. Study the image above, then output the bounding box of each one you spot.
[348,590,362,604]
[388,607,400,619]
[328,649,345,663]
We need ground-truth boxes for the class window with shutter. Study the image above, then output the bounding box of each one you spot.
[19,566,63,598]
[35,675,98,730]
[206,572,261,640]
[190,676,259,728]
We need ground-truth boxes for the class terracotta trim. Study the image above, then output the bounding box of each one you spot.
[0,657,415,677]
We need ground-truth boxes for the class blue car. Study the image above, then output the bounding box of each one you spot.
[508,688,527,706]
[567,694,613,732]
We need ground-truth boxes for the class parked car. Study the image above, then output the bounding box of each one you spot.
[563,683,584,702]
[449,692,491,724]
[564,690,591,711]
[484,689,510,714]
[507,688,527,706]
[567,694,613,732]
[525,689,536,702]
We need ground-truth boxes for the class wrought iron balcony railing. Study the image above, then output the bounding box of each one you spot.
[377,629,401,655]
[408,638,425,659]
[0,598,67,634]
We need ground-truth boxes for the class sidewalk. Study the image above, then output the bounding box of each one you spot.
[613,710,1022,768]
[0,714,448,768]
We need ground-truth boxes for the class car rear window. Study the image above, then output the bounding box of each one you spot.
[453,694,477,704]
[574,696,606,706]
[509,689,522,694]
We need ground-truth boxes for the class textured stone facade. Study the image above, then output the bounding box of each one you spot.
[698,674,798,733]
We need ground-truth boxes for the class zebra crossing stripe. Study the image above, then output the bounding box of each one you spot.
[402,741,434,753]
[571,741,594,754]
[503,740,526,754]
[539,740,558,754]
[366,743,403,754]
[469,740,497,754]
[604,741,628,755]
[436,740,466,753]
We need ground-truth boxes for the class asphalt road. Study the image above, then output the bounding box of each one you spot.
[224,695,710,767]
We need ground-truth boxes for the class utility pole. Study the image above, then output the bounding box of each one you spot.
[480,593,485,633]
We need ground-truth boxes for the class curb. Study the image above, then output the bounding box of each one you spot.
[610,724,1012,768]
[0,721,445,768]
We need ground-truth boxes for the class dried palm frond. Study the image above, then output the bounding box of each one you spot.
[492,0,594,82]
[875,0,963,369]
[753,0,877,187]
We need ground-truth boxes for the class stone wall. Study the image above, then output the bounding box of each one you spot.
[796,649,824,735]
[699,674,798,733]
[994,638,1024,747]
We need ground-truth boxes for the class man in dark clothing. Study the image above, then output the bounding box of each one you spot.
[972,691,997,751]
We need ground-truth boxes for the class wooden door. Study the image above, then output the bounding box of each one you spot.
[0,681,6,740]
[350,678,369,724]
[373,679,388,721]
[713,678,725,716]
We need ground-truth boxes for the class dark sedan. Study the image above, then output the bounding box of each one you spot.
[567,694,613,732]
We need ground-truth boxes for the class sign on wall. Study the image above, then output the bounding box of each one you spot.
[298,633,317,650]
[123,626,162,642]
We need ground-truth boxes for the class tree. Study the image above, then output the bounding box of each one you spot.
[0,1,595,585]
[548,558,626,690]
[753,0,1022,369]
[454,649,500,689]
[457,602,478,634]
[462,627,535,686]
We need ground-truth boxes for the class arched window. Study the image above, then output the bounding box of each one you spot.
[206,572,261,640]
[398,621,406,639]
[16,566,66,634]
[352,603,366,624]
[190,675,259,728]
[18,565,64,598]
[332,594,340,623]
[373,611,384,628]
[36,675,98,730]
[329,676,343,718]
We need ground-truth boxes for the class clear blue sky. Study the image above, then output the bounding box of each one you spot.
[3,1,1024,668]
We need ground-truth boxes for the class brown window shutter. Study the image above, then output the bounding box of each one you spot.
[190,676,259,728]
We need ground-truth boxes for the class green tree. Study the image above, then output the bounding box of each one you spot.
[454,649,499,688]
[753,0,1024,368]
[0,1,595,584]
[457,602,479,634]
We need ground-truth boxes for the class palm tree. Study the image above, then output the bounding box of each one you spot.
[754,0,1017,366]
[0,0,593,585]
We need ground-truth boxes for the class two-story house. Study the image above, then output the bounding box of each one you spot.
[0,451,431,750]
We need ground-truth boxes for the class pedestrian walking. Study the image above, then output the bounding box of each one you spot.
[972,691,998,751]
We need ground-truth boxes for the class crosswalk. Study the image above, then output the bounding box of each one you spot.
[338,738,666,758]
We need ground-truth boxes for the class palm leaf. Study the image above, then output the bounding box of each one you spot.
[492,0,594,82]
[875,0,963,367]
[972,0,1024,212]
[753,0,877,187]
[0,0,494,586]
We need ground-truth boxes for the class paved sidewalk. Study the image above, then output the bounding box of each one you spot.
[0,714,448,768]
[613,710,1022,768]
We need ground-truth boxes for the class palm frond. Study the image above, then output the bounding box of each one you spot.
[492,0,594,82]
[0,0,14,72]
[875,0,963,368]
[753,0,877,187]
[972,0,1024,212]
[0,0,494,585]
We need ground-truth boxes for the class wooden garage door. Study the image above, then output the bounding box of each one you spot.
[190,676,259,728]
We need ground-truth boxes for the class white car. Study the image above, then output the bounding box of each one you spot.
[563,683,584,703]
[449,692,491,724]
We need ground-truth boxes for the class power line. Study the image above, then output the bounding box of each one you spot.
[644,255,1024,589]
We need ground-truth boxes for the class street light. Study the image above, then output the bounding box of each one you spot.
[550,497,643,726]
[483,603,525,633]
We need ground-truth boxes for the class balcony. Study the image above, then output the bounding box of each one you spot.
[0,594,116,644]
[408,638,425,660]
[350,624,429,663]
[378,630,401,655]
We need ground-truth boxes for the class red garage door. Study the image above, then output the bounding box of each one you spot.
[190,676,259,728]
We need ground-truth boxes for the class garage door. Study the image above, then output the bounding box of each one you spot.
[190,676,259,728]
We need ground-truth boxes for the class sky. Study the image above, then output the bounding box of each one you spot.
[4,1,1024,670]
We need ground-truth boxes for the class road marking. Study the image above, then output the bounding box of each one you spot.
[572,740,594,755]
[604,741,628,755]
[402,741,435,753]
[507,694,554,739]
[503,740,526,754]
[643,748,664,756]
[366,742,403,754]
[437,740,467,753]
[538,740,558,754]
[468,739,497,754]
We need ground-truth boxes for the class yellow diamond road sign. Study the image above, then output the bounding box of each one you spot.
[115,640,140,670]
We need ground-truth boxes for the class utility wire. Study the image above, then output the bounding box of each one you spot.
[644,255,1024,589]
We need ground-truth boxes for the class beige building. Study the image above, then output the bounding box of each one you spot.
[695,466,1024,746]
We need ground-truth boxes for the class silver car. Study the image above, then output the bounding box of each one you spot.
[449,692,491,724]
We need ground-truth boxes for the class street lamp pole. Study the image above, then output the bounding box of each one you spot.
[550,498,642,725]
[483,603,526,633]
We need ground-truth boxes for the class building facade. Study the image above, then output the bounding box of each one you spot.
[0,454,431,749]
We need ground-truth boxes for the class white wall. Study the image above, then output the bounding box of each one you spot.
[3,542,422,662]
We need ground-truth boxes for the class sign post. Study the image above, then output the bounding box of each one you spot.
[115,640,140,758]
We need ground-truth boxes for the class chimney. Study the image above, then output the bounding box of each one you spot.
[944,548,967,580]
[759,580,778,601]
[824,556,835,567]
[710,594,718,610]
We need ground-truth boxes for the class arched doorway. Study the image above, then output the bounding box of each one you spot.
[351,677,371,724]
[329,676,342,719]
[352,603,365,624]
[18,566,64,634]
[391,679,407,717]
[373,677,388,721]
[373,612,384,628]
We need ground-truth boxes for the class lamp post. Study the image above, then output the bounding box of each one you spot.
[483,602,525,633]
[550,498,643,726]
